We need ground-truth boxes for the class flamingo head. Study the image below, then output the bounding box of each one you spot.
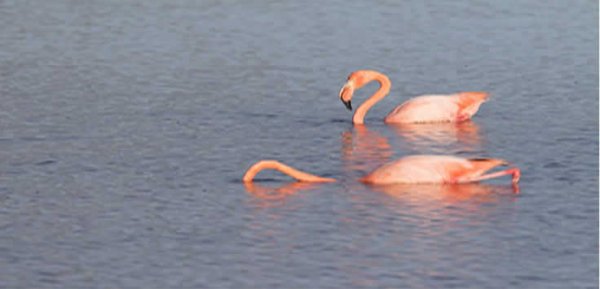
[339,70,380,111]
[339,79,355,110]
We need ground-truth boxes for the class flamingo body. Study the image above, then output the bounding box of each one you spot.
[384,92,488,123]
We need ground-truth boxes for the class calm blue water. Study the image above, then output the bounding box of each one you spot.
[0,1,597,288]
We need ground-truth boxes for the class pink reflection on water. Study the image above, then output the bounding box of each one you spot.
[389,121,482,152]
[341,125,394,175]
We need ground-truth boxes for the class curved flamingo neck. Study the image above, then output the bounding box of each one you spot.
[353,72,391,124]
[242,160,336,183]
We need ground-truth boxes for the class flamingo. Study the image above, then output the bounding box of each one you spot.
[242,155,520,185]
[339,70,489,124]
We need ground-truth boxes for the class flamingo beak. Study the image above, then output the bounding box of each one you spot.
[342,100,352,110]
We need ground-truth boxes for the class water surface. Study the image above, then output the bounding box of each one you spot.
[0,0,597,288]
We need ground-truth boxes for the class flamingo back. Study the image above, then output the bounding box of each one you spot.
[361,155,472,184]
[384,95,460,123]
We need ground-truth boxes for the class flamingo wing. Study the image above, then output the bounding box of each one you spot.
[383,92,489,124]
[384,95,459,123]
[361,155,468,184]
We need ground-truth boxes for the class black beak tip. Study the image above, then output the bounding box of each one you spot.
[343,100,352,111]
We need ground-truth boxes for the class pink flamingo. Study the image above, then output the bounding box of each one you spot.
[242,155,520,185]
[339,70,489,124]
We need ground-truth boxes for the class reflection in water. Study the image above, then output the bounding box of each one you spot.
[370,182,519,204]
[341,125,393,176]
[244,181,320,200]
[359,183,519,256]
[389,121,482,153]
[336,182,519,287]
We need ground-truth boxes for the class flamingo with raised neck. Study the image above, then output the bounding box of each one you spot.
[242,156,520,185]
[339,70,489,124]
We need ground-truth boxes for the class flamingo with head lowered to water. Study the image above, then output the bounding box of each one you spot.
[242,155,520,185]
